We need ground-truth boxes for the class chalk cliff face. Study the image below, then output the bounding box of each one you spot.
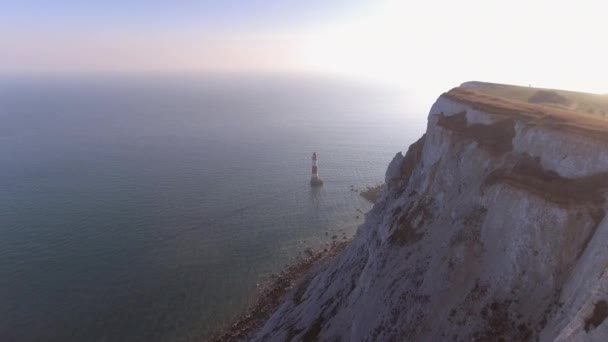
[251,85,608,341]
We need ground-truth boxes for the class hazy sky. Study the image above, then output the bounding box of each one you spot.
[1,0,606,93]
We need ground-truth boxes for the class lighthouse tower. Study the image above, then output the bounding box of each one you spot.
[310,152,324,186]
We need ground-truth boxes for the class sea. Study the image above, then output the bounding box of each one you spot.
[0,73,426,341]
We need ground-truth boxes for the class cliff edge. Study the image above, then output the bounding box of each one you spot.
[249,83,608,341]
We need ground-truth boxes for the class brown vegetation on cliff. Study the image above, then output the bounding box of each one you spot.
[444,88,608,143]
[528,90,571,107]
[462,82,608,117]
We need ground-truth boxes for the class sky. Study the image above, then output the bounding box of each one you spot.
[1,0,606,93]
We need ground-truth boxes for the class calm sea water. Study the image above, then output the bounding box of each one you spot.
[0,74,426,341]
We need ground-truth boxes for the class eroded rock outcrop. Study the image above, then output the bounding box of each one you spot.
[249,85,608,341]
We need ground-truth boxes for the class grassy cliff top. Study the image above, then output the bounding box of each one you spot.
[444,82,608,142]
[459,81,608,117]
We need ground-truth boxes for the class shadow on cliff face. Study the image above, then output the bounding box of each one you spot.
[585,300,608,332]
[484,153,608,207]
[437,111,515,157]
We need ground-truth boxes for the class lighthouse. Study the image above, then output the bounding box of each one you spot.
[310,152,324,186]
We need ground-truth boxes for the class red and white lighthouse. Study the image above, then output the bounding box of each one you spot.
[310,152,323,186]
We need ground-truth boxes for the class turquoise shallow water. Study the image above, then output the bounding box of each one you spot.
[0,74,426,341]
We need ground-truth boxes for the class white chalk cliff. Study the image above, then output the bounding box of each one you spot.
[250,85,608,341]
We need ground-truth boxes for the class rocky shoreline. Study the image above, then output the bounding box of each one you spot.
[208,240,350,342]
[357,184,385,203]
